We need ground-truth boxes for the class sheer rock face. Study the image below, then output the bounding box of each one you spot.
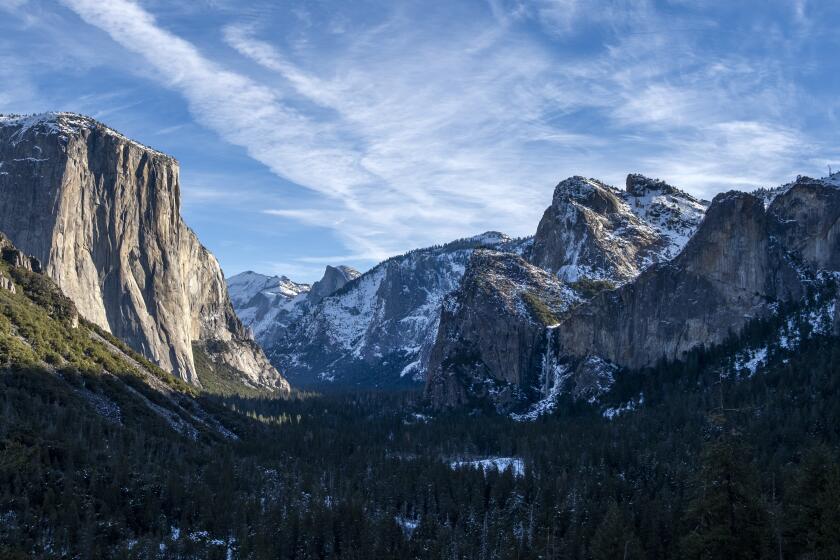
[426,250,578,408]
[529,175,707,283]
[768,177,840,272]
[0,113,288,391]
[768,176,840,332]
[308,265,360,303]
[553,188,832,370]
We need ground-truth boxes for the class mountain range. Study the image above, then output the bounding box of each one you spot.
[3,111,838,421]
[224,158,840,423]
[231,172,712,396]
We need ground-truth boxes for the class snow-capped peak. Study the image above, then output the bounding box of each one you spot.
[226,271,310,309]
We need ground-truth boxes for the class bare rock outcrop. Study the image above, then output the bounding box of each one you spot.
[308,265,360,303]
[425,250,578,408]
[0,112,288,391]
[530,175,706,282]
[554,184,838,370]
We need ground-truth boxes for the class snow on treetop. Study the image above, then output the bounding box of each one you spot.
[468,231,511,245]
[754,173,840,207]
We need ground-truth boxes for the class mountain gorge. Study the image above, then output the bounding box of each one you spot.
[0,113,287,392]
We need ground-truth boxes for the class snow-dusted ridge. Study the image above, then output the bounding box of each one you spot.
[227,271,310,308]
[623,173,708,262]
[267,232,533,387]
[753,171,840,207]
[0,112,170,159]
[226,271,312,345]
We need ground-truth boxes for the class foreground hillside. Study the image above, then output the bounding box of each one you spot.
[2,228,839,558]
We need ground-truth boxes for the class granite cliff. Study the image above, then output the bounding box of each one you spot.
[425,250,578,408]
[554,178,840,372]
[426,174,840,412]
[0,112,288,391]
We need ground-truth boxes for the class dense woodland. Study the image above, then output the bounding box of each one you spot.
[1,263,840,558]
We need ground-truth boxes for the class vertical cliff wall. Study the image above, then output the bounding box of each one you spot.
[0,112,288,391]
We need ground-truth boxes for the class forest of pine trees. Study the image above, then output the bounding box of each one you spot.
[1,274,839,558]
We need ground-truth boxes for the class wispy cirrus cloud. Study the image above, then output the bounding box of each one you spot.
[61,0,609,261]
[9,0,836,277]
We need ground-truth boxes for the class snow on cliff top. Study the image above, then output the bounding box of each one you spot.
[0,112,170,159]
[754,173,840,207]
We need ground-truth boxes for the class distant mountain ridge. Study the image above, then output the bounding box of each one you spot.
[227,265,360,346]
[256,232,531,388]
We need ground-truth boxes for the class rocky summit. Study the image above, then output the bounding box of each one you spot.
[530,175,707,283]
[0,112,288,392]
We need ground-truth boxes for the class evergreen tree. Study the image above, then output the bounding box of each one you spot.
[785,446,840,559]
[680,434,772,559]
[589,501,642,560]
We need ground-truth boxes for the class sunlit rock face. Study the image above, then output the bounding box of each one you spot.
[0,112,288,392]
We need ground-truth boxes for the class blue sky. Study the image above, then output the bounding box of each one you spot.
[1,0,838,282]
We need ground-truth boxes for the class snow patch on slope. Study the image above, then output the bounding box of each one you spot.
[450,457,525,477]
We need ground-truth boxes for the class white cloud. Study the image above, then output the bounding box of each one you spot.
[57,0,828,265]
[62,0,374,197]
[644,121,810,197]
[62,0,578,259]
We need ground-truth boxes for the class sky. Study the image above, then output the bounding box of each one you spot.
[1,0,838,282]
